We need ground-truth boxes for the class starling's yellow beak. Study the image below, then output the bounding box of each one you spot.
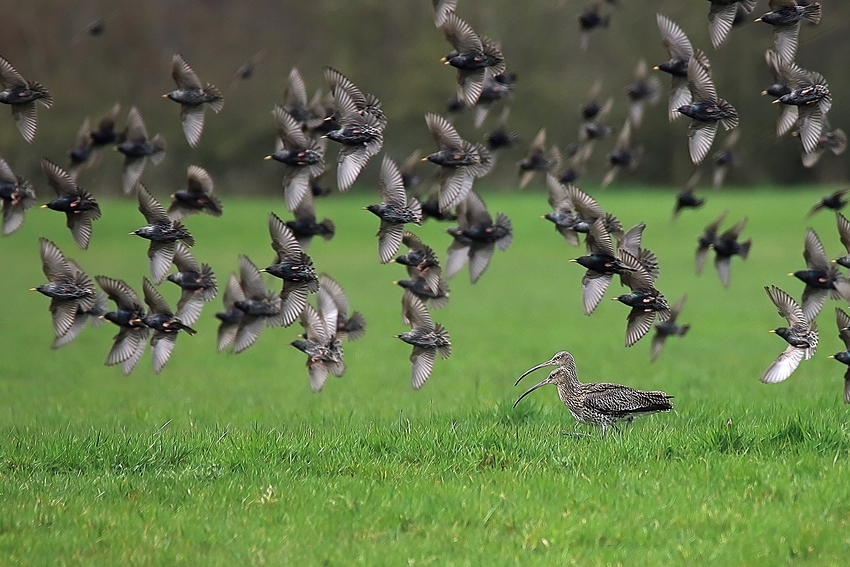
[787,272,794,277]
[161,94,169,98]
[29,287,36,291]
[263,156,272,160]
[772,100,780,104]
[40,204,48,209]
[569,258,577,263]
[420,157,428,162]
[768,329,776,333]
[754,17,762,23]
[652,65,659,71]
[828,355,835,359]
[392,281,399,285]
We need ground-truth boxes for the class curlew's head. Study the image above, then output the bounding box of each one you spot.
[512,351,576,408]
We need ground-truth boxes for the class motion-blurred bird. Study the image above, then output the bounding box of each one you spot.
[231,50,265,87]
[365,155,423,264]
[485,107,519,151]
[438,11,505,106]
[761,285,817,384]
[0,155,36,236]
[214,274,244,353]
[394,275,450,314]
[832,212,850,270]
[41,158,101,250]
[711,216,751,288]
[801,124,847,169]
[432,0,458,28]
[397,291,451,389]
[97,276,149,376]
[396,231,442,294]
[625,59,661,127]
[166,244,217,327]
[707,1,757,50]
[317,274,366,342]
[291,302,345,392]
[672,172,705,221]
[163,53,224,147]
[229,255,285,353]
[167,165,223,220]
[472,72,517,128]
[445,190,512,284]
[655,14,694,122]
[142,277,196,374]
[424,113,492,211]
[755,1,822,64]
[712,129,740,188]
[264,212,319,327]
[0,55,52,143]
[116,106,166,195]
[89,103,122,150]
[131,185,195,284]
[808,189,850,218]
[578,1,611,52]
[601,120,642,188]
[518,128,560,189]
[828,308,850,404]
[789,228,850,321]
[67,117,93,179]
[285,188,335,251]
[678,50,739,164]
[266,105,326,211]
[650,295,689,362]
[695,210,727,274]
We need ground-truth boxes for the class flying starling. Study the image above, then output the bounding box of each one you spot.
[578,1,611,52]
[801,123,847,169]
[142,277,197,374]
[695,210,727,275]
[485,107,519,151]
[231,50,265,87]
[432,0,458,28]
[397,291,451,389]
[0,55,52,143]
[707,1,757,50]
[655,14,694,122]
[163,53,224,147]
[67,117,93,179]
[828,307,850,404]
[808,189,850,218]
[763,48,799,138]
[41,158,101,250]
[518,128,560,189]
[264,212,319,327]
[229,255,284,354]
[672,172,705,221]
[97,275,149,376]
[832,213,850,270]
[214,274,244,353]
[281,67,319,128]
[445,190,512,284]
[711,216,751,288]
[365,155,423,264]
[570,218,637,316]
[33,237,98,341]
[424,112,492,212]
[650,295,690,362]
[266,105,326,211]
[0,154,36,236]
[625,58,661,128]
[773,60,831,154]
[601,120,642,188]
[318,274,366,342]
[396,231,442,294]
[291,303,345,392]
[790,228,850,321]
[615,250,670,348]
[167,165,223,220]
[116,106,166,195]
[755,1,822,64]
[761,285,817,384]
[712,130,740,188]
[166,244,217,327]
[89,103,122,150]
[131,185,195,284]
[285,188,335,251]
[678,49,738,165]
[438,11,505,106]
[472,72,517,128]
[394,276,450,315]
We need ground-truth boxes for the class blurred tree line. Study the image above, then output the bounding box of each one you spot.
[0,0,848,196]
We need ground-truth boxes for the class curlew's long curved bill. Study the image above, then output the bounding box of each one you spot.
[514,359,558,387]
[513,376,552,408]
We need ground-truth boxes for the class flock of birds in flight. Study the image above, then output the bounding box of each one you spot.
[0,0,848,433]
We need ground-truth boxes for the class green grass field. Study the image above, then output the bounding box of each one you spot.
[1,187,849,565]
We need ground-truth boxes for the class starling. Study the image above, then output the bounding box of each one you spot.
[214,273,244,353]
[707,1,757,50]
[394,276,450,314]
[132,185,195,284]
[445,190,512,284]
[808,189,850,219]
[618,222,660,292]
[399,149,424,193]
[324,67,387,127]
[553,181,623,244]
[89,103,122,149]
[828,308,850,404]
[712,130,740,188]
[695,210,727,275]
[543,175,581,246]
[773,61,831,154]
[650,295,690,362]
[615,250,671,348]
[67,117,93,179]
[420,191,458,223]
[790,228,850,321]
[625,58,662,128]
[672,172,705,221]
[291,302,345,392]
[323,72,385,191]
[801,124,847,169]
[366,155,423,264]
[0,56,52,143]
[41,158,101,250]
[601,120,642,189]
[678,49,739,165]
[167,165,223,221]
[711,216,751,288]
[96,275,149,376]
[472,72,517,128]
[317,274,366,342]
[485,107,518,151]
[518,128,560,189]
[570,218,637,316]
[761,285,817,384]
[230,255,284,354]
[116,106,166,195]
[432,0,458,28]
[166,244,217,327]
[832,213,850,270]
[424,112,492,212]
[264,212,319,327]
[163,53,224,147]
[142,277,196,374]
[655,14,694,122]
[33,238,98,340]
[282,67,324,130]
[397,291,451,390]
[0,154,36,236]
[266,105,326,211]
[755,1,822,64]
[763,48,799,137]
[438,11,505,107]
[396,231,442,294]
[578,1,611,52]
[231,50,265,87]
[285,188,335,251]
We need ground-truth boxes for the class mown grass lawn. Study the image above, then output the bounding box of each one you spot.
[1,185,849,565]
